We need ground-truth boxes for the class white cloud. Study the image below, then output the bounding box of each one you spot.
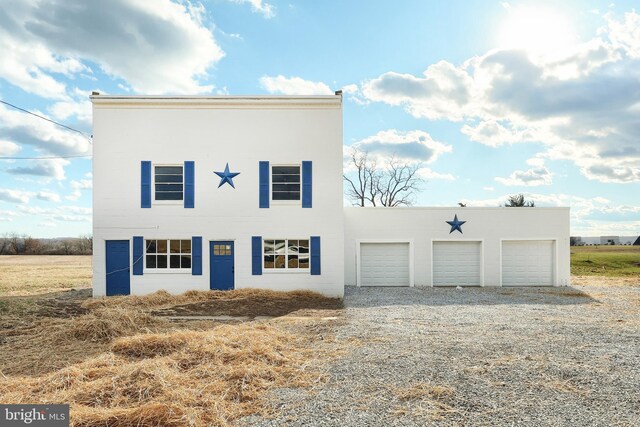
[360,12,640,183]
[37,191,61,202]
[0,189,32,203]
[66,179,93,201]
[0,104,91,156]
[495,166,553,186]
[6,159,69,180]
[260,75,333,95]
[416,168,455,181]
[348,129,452,165]
[229,0,275,18]
[0,140,20,156]
[0,0,224,96]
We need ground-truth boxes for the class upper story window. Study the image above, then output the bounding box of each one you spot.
[272,165,300,201]
[146,239,191,270]
[155,165,183,201]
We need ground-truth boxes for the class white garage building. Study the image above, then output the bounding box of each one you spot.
[91,93,570,298]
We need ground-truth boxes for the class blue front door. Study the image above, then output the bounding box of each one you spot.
[210,241,235,290]
[106,240,130,296]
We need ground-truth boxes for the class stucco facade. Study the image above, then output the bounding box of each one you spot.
[91,94,570,298]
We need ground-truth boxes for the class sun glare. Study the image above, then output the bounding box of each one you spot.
[497,6,577,58]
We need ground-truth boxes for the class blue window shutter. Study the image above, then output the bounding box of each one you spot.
[302,161,312,208]
[310,236,321,275]
[259,161,269,208]
[141,161,151,208]
[184,161,194,208]
[252,236,262,275]
[192,236,202,275]
[133,236,144,275]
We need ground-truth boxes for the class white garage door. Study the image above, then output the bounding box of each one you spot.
[433,241,482,286]
[360,242,410,286]
[502,240,554,286]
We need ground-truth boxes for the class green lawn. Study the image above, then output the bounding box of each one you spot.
[571,245,640,277]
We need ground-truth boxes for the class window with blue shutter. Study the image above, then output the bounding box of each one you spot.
[141,161,151,208]
[192,236,202,275]
[252,236,262,275]
[184,161,194,208]
[302,161,312,208]
[133,236,144,275]
[310,236,321,275]
[259,161,269,208]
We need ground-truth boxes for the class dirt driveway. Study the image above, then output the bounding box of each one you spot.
[245,284,640,426]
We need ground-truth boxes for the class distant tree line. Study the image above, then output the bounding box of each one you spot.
[0,233,92,255]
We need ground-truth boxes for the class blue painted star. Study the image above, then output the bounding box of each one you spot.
[446,214,466,234]
[214,163,240,188]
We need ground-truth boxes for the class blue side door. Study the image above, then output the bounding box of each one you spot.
[106,240,131,296]
[210,241,235,290]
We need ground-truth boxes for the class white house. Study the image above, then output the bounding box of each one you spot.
[91,94,570,298]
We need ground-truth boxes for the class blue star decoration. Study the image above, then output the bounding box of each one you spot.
[214,163,240,188]
[446,214,466,234]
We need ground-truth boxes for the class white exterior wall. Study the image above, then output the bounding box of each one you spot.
[344,207,570,287]
[92,96,344,297]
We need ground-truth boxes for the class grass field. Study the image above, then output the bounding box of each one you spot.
[571,245,640,277]
[0,255,92,295]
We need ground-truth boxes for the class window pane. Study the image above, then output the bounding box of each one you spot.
[272,174,300,183]
[288,255,299,268]
[274,240,286,254]
[157,240,167,253]
[299,257,309,269]
[157,255,168,268]
[155,174,183,183]
[288,240,299,254]
[146,240,157,254]
[155,191,183,200]
[181,240,191,253]
[181,255,191,269]
[264,255,274,269]
[273,183,301,192]
[273,191,300,201]
[170,240,181,253]
[155,166,183,175]
[170,255,181,268]
[264,240,275,254]
[272,166,300,175]
[225,245,232,255]
[274,254,286,268]
[146,255,156,268]
[156,184,183,192]
[299,240,309,254]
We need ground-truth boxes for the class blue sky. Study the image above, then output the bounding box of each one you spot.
[0,0,639,237]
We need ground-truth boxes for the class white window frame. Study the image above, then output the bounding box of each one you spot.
[270,164,301,206]
[263,238,310,273]
[144,238,192,273]
[152,164,184,205]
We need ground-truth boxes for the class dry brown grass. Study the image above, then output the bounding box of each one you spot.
[391,382,457,420]
[0,255,92,295]
[0,323,324,426]
[0,285,344,426]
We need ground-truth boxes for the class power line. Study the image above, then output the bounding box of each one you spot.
[0,154,92,160]
[0,99,93,142]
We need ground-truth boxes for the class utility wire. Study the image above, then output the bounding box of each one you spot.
[0,154,92,160]
[0,98,93,160]
[0,99,93,142]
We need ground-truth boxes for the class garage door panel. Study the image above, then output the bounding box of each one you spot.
[502,240,554,286]
[360,243,410,286]
[433,241,481,286]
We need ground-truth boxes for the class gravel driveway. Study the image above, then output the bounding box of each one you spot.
[245,285,640,426]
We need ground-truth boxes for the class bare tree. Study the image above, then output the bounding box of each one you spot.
[76,234,93,254]
[344,150,424,207]
[504,194,535,207]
